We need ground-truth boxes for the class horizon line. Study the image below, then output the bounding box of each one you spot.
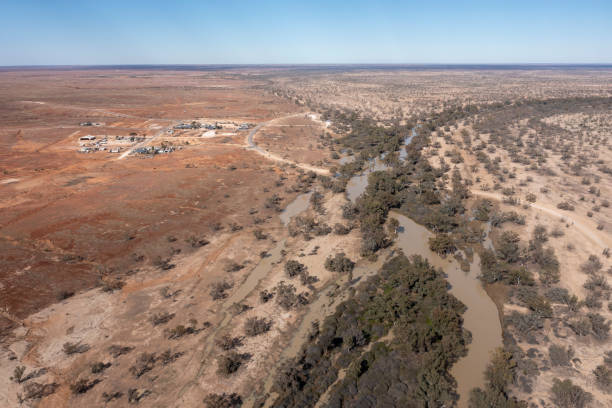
[1,62,612,70]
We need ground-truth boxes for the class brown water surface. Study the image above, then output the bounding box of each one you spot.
[392,212,502,408]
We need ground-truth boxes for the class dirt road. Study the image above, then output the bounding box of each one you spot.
[473,190,610,250]
[246,114,330,175]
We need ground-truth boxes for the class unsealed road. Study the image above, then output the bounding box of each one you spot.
[246,114,330,175]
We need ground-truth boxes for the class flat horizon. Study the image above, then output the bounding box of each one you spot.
[2,63,612,70]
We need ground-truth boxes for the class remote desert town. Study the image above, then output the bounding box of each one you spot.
[1,2,612,408]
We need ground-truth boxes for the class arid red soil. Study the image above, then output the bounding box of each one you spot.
[0,70,301,329]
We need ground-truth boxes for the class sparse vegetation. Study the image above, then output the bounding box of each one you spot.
[244,317,272,337]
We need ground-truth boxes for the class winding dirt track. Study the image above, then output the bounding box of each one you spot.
[246,114,330,175]
[472,190,610,249]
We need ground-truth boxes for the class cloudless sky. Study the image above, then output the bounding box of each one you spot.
[1,0,611,65]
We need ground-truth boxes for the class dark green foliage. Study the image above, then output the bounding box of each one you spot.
[581,255,603,274]
[514,287,552,318]
[284,260,318,285]
[505,312,543,342]
[429,233,456,255]
[550,378,592,408]
[497,231,521,263]
[285,260,306,277]
[593,364,611,390]
[480,249,534,286]
[530,244,560,285]
[588,312,610,340]
[324,253,355,274]
[274,281,310,310]
[339,117,408,161]
[473,200,492,222]
[545,287,580,311]
[270,254,467,407]
[532,225,548,243]
[490,211,525,227]
[310,191,325,214]
[548,344,574,367]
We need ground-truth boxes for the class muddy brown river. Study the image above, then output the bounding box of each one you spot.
[343,130,501,406]
[392,212,502,407]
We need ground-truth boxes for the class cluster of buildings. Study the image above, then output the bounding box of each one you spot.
[78,135,126,154]
[174,122,223,130]
[79,136,122,154]
[115,135,145,143]
[173,121,251,132]
[132,145,176,155]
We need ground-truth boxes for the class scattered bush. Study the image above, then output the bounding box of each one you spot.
[19,382,59,402]
[550,378,592,408]
[186,236,209,248]
[204,392,243,408]
[63,342,90,355]
[244,317,272,337]
[70,378,101,395]
[259,289,274,303]
[549,344,574,367]
[210,281,233,300]
[532,225,548,243]
[158,349,184,365]
[100,278,125,293]
[284,260,306,278]
[497,231,521,263]
[102,391,123,402]
[224,262,244,273]
[581,255,603,274]
[593,364,611,390]
[333,223,351,235]
[150,311,175,326]
[217,351,251,376]
[216,335,244,351]
[91,361,111,374]
[129,353,157,378]
[166,323,197,340]
[108,345,133,358]
[127,388,151,404]
[588,312,610,340]
[557,201,575,211]
[253,229,268,240]
[324,252,355,274]
[11,366,25,383]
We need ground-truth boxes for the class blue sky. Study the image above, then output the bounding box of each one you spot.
[1,0,611,65]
